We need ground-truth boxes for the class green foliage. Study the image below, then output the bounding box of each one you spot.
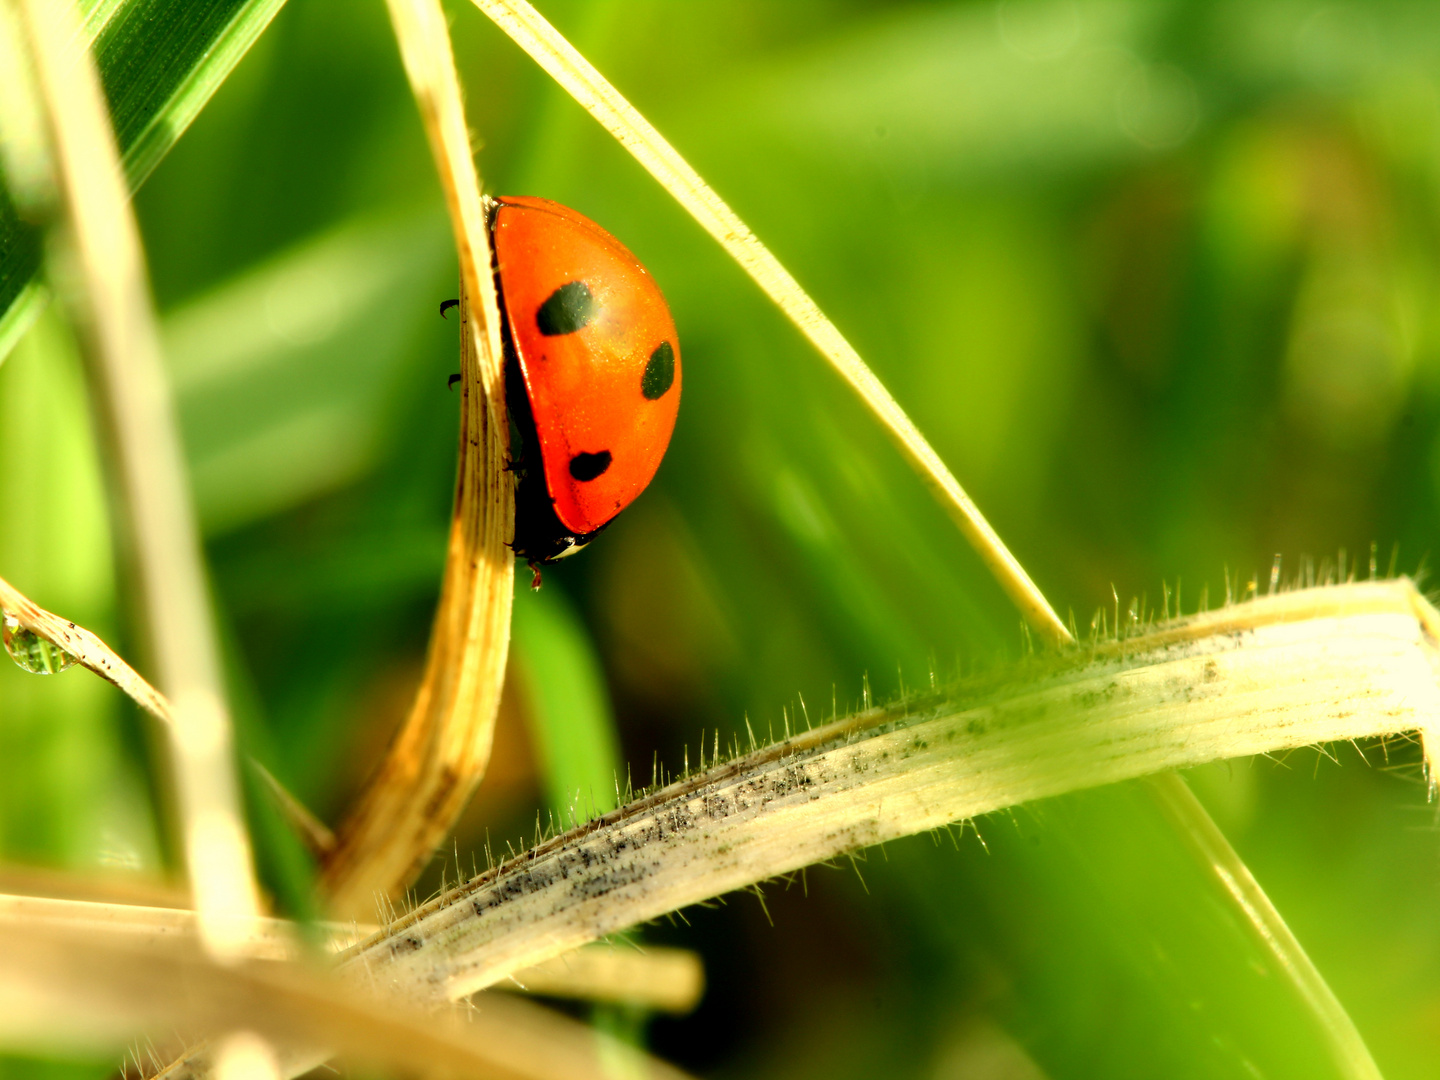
[0,307,157,870]
[0,0,290,363]
[511,578,622,822]
[5,0,1440,1077]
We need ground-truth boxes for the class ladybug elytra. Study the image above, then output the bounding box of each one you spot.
[488,197,681,580]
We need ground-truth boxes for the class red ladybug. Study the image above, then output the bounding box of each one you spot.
[488,196,681,581]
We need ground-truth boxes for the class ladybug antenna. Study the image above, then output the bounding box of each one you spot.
[528,561,544,591]
[439,298,459,319]
[448,373,461,390]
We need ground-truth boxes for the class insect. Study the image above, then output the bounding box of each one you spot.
[480,196,681,586]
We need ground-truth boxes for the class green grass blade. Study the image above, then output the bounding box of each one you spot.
[511,580,624,824]
[93,0,287,190]
[0,280,47,368]
[0,0,288,363]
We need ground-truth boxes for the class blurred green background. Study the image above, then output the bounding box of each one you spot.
[4,0,1440,1077]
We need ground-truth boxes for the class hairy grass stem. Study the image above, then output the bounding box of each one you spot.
[329,582,1438,1019]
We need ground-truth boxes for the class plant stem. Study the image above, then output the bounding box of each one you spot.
[15,0,260,958]
[0,573,173,724]
[320,0,514,920]
[0,918,699,1080]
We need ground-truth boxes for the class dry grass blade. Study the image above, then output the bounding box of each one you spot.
[332,581,1439,1010]
[0,864,189,909]
[499,943,704,1014]
[0,574,173,723]
[0,894,300,962]
[320,0,514,919]
[0,894,701,1010]
[0,920,697,1080]
[470,0,1067,646]
[14,0,260,956]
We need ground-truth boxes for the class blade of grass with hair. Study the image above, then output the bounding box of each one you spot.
[332,584,1434,1045]
[153,582,1437,1080]
[320,0,514,920]
[0,0,288,365]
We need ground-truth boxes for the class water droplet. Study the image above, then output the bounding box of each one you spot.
[3,611,77,674]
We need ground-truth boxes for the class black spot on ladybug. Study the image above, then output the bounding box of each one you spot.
[536,281,597,336]
[569,450,612,481]
[642,341,675,399]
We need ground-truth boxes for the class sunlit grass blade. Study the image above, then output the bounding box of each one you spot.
[0,0,289,362]
[1145,773,1384,1079]
[0,281,46,368]
[92,0,288,191]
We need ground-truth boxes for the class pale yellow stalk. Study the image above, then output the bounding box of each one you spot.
[319,0,515,920]
[14,0,260,959]
[0,893,702,1011]
[0,919,698,1080]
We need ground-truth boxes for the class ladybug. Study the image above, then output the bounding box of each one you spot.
[487,196,681,584]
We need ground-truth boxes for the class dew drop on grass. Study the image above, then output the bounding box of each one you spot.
[2,611,76,674]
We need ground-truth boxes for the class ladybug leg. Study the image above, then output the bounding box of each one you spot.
[439,298,459,319]
[528,561,544,591]
[447,373,462,390]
